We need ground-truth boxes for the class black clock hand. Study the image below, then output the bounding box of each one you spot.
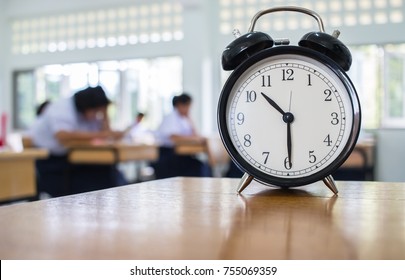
[287,90,293,168]
[261,92,294,167]
[283,112,294,168]
[287,122,292,169]
[261,92,285,115]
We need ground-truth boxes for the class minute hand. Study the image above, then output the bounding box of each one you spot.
[261,92,285,115]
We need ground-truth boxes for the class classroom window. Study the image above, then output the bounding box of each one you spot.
[13,56,182,130]
[349,45,381,129]
[349,44,405,129]
[383,45,405,127]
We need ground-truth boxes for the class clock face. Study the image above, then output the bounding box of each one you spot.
[218,46,361,186]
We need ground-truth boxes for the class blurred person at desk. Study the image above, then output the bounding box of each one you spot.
[153,93,211,178]
[124,112,154,144]
[29,85,127,197]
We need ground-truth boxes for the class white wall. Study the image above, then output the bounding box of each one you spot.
[376,129,405,182]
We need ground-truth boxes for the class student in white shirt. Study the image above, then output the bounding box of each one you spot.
[154,93,211,178]
[29,86,126,197]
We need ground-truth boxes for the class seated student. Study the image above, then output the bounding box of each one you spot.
[124,112,154,144]
[153,93,211,179]
[29,86,127,197]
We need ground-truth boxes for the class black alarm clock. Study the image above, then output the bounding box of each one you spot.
[218,6,361,194]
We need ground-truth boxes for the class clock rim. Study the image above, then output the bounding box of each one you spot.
[217,45,361,187]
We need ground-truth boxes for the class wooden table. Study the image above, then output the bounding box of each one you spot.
[0,177,404,259]
[67,142,158,164]
[0,148,48,203]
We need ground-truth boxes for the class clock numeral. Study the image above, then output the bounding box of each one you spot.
[282,69,294,81]
[307,74,312,86]
[324,89,333,101]
[261,75,272,87]
[262,152,270,164]
[323,134,332,146]
[237,112,245,125]
[309,150,317,164]
[284,157,292,170]
[246,90,257,103]
[243,134,252,147]
[331,112,339,125]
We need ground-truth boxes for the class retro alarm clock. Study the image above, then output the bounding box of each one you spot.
[218,6,361,194]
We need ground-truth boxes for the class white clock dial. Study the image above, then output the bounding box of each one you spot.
[223,52,358,184]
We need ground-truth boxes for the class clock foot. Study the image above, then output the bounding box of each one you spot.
[323,175,339,194]
[237,173,254,193]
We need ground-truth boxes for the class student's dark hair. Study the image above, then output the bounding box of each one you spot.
[36,100,51,116]
[74,86,111,113]
[172,93,192,107]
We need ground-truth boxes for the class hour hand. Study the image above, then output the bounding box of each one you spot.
[261,92,285,115]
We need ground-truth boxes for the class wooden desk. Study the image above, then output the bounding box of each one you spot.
[67,142,158,164]
[174,137,230,172]
[0,148,48,203]
[0,177,404,259]
[174,141,207,155]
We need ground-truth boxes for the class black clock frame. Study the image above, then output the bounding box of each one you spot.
[217,45,361,187]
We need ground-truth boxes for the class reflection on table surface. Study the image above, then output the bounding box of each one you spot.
[0,177,404,259]
[220,189,352,259]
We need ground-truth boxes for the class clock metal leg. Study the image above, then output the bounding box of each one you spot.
[237,173,254,193]
[322,175,339,195]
